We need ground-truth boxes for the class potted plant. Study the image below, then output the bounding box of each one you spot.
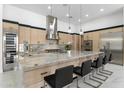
[65,43,72,56]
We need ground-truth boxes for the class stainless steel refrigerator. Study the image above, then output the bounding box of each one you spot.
[100,31,123,65]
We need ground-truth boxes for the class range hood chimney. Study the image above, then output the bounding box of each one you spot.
[46,15,59,40]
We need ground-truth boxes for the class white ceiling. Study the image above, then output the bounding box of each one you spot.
[11,4,124,25]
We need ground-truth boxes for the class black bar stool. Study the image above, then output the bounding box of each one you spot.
[43,65,73,88]
[99,50,113,75]
[91,54,108,82]
[73,60,102,88]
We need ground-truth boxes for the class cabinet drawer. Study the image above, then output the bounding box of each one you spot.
[24,67,50,87]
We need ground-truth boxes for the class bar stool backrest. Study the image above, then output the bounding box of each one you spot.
[81,60,92,76]
[55,65,73,88]
[104,50,111,64]
[96,54,104,68]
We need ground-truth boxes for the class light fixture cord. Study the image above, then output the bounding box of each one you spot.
[51,4,52,16]
[80,4,82,31]
[69,5,71,28]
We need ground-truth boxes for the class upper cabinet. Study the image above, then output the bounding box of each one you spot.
[30,28,46,44]
[92,32,100,52]
[84,32,100,52]
[83,32,93,40]
[59,32,73,44]
[19,25,31,44]
[73,34,81,51]
[3,22,19,32]
[37,29,46,44]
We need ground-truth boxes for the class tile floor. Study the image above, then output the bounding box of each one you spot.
[46,63,124,88]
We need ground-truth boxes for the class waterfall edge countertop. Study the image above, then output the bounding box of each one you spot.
[20,51,104,72]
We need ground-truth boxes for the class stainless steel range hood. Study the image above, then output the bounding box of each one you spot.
[46,15,59,40]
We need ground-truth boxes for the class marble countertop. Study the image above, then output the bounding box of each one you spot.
[0,51,103,88]
[20,51,103,72]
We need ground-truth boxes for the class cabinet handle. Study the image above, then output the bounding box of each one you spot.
[41,72,48,75]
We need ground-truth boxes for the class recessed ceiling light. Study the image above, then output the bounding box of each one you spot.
[85,14,89,17]
[100,8,104,12]
[48,6,51,10]
[66,13,69,17]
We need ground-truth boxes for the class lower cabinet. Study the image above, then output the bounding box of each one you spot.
[24,67,51,87]
[23,54,99,88]
[23,59,80,87]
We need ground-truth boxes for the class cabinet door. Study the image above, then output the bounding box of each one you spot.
[30,28,38,44]
[3,22,19,32]
[67,34,72,43]
[59,33,73,44]
[84,32,93,40]
[40,30,47,44]
[30,28,47,44]
[72,35,79,50]
[59,33,65,44]
[37,29,42,44]
[92,32,100,52]
[19,26,31,44]
[78,35,82,51]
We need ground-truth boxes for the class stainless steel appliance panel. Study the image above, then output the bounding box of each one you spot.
[3,32,18,72]
[100,32,123,65]
[46,15,58,40]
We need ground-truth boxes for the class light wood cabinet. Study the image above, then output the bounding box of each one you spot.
[59,33,65,44]
[19,26,31,44]
[84,32,93,40]
[24,58,80,87]
[24,67,50,87]
[84,32,100,52]
[3,22,19,32]
[72,34,80,51]
[68,34,73,43]
[30,28,38,44]
[78,35,82,51]
[59,32,73,44]
[59,32,79,51]
[30,28,46,44]
[92,32,100,52]
[39,30,47,44]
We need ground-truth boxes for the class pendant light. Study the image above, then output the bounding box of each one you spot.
[67,5,71,33]
[79,4,83,35]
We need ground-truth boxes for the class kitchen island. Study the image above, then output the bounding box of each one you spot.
[19,51,103,88]
[0,51,103,88]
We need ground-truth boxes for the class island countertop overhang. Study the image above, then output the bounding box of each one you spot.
[20,51,104,72]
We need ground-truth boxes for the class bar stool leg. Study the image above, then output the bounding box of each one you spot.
[76,78,80,88]
[83,74,102,88]
[41,80,47,88]
[92,68,108,81]
[99,65,113,75]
